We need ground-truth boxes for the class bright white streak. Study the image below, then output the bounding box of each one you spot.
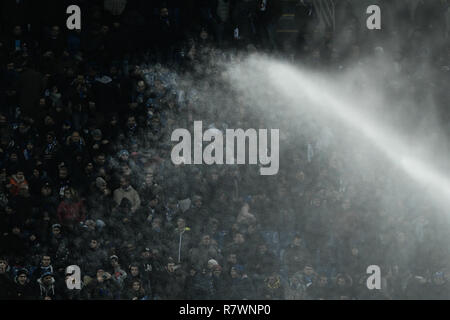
[239,57,450,204]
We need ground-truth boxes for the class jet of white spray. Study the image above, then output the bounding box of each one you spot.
[225,55,450,206]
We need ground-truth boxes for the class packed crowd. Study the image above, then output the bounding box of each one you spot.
[1,0,450,300]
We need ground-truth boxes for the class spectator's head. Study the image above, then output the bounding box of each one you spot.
[227,253,237,265]
[160,7,169,18]
[41,255,51,267]
[303,264,314,276]
[41,272,54,286]
[41,182,52,196]
[166,258,176,273]
[129,264,139,277]
[70,131,81,144]
[0,259,8,273]
[212,265,222,277]
[58,165,68,179]
[200,234,211,247]
[110,255,119,268]
[132,280,142,292]
[292,234,303,247]
[51,224,61,236]
[233,233,245,245]
[318,275,328,287]
[118,150,129,162]
[16,268,28,285]
[63,187,76,200]
[119,176,130,190]
[177,218,186,230]
[127,116,136,129]
[89,239,99,249]
[95,177,107,191]
[152,217,162,230]
[136,80,146,93]
[50,25,60,39]
[13,25,22,37]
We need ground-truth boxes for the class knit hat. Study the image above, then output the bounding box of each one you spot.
[208,259,219,267]
[41,271,53,279]
[52,224,61,230]
[17,268,28,277]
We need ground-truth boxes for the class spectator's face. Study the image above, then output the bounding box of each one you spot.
[16,171,24,180]
[167,263,175,273]
[152,219,161,229]
[228,254,237,264]
[233,233,244,244]
[127,117,136,128]
[64,189,72,199]
[18,274,27,285]
[177,219,185,230]
[44,116,54,125]
[111,259,119,267]
[130,266,139,277]
[97,155,106,166]
[136,81,145,93]
[201,235,210,246]
[319,276,328,287]
[51,26,60,38]
[304,266,314,276]
[46,134,54,143]
[13,26,22,36]
[41,185,51,196]
[43,275,53,285]
[71,132,81,143]
[200,30,208,40]
[59,168,68,179]
[145,172,153,184]
[42,256,51,267]
[96,269,104,279]
[293,237,302,246]
[0,260,7,273]
[52,227,60,235]
[90,240,98,249]
[122,165,131,176]
[160,8,169,18]
[337,277,346,286]
[132,282,140,291]
[82,163,92,174]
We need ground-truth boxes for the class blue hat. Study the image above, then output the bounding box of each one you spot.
[41,271,53,279]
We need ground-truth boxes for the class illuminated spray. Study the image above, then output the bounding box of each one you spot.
[226,56,450,206]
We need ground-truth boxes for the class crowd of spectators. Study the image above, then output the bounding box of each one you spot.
[0,0,450,300]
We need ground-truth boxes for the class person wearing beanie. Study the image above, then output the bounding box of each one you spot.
[31,255,54,284]
[36,271,58,300]
[11,268,35,300]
